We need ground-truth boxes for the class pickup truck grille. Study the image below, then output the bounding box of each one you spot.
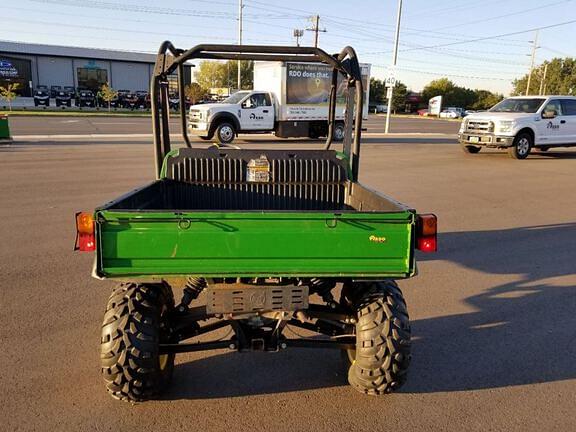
[162,148,348,210]
[189,109,202,121]
[465,120,494,133]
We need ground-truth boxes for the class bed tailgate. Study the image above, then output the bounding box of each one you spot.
[95,210,416,279]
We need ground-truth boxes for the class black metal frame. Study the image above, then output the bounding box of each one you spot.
[160,303,356,355]
[151,41,364,181]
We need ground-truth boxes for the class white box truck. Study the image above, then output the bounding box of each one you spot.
[187,61,370,143]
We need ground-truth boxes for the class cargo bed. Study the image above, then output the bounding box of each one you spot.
[94,148,416,279]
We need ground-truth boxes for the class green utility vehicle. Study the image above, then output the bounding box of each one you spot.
[75,42,437,402]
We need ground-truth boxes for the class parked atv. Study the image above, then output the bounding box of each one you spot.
[50,85,62,98]
[123,92,139,110]
[33,86,50,107]
[55,90,72,107]
[75,42,437,402]
[136,91,149,109]
[78,90,96,108]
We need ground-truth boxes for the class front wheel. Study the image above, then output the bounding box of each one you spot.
[100,282,175,402]
[215,122,235,144]
[343,281,411,395]
[508,132,533,159]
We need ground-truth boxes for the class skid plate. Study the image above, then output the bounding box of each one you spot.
[206,285,309,314]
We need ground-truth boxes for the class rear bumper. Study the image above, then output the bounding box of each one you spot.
[458,133,514,147]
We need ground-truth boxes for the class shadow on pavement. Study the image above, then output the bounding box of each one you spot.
[405,223,576,393]
[164,347,347,400]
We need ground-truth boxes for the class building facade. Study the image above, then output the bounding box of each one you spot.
[0,41,192,96]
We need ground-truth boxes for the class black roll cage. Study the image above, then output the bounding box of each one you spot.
[151,41,364,181]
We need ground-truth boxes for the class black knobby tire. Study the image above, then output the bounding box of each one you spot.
[215,122,236,144]
[344,281,411,395]
[508,132,533,159]
[100,282,175,402]
[461,145,481,154]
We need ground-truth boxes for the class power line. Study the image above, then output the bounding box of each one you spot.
[427,0,574,32]
[397,19,576,53]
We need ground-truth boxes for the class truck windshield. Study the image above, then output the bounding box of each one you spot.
[221,91,250,104]
[489,98,545,113]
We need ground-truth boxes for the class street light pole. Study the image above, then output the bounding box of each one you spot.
[237,0,243,90]
[526,30,539,96]
[385,0,402,134]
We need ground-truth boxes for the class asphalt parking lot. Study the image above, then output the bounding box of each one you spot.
[2,115,575,431]
[7,113,461,136]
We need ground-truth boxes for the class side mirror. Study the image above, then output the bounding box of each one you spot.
[542,110,556,119]
[242,100,253,109]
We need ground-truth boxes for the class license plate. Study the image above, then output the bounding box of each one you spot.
[469,136,480,143]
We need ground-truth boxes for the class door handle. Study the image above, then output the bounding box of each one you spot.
[263,109,269,113]
[560,120,566,124]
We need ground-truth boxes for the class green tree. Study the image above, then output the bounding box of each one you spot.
[184,82,207,105]
[195,60,254,90]
[369,78,385,103]
[471,89,503,110]
[99,82,118,112]
[512,57,576,96]
[0,83,20,111]
[391,81,408,113]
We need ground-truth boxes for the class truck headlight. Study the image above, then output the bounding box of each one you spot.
[498,120,514,133]
[459,119,467,133]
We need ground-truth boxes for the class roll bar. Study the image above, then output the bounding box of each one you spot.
[151,42,364,181]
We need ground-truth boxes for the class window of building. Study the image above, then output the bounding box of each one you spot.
[77,67,108,91]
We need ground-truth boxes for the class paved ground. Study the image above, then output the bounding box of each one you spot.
[8,113,460,136]
[1,117,575,431]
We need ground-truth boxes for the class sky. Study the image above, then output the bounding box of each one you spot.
[1,0,575,95]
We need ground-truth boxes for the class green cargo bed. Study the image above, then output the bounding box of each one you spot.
[94,148,416,279]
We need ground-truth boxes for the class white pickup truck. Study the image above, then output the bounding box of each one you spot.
[459,96,576,159]
[187,61,370,143]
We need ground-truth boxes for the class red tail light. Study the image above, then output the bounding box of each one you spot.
[416,214,437,253]
[75,212,95,252]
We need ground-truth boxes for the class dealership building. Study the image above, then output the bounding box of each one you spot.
[0,41,193,96]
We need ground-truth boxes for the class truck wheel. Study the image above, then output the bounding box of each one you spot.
[100,282,175,402]
[333,123,345,141]
[461,145,481,154]
[508,132,532,159]
[216,122,235,144]
[344,280,411,395]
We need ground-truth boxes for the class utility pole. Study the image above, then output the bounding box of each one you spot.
[306,15,326,48]
[539,63,548,96]
[293,29,304,47]
[237,0,243,90]
[385,0,402,134]
[525,30,539,96]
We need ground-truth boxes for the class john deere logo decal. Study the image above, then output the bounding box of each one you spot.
[369,235,387,243]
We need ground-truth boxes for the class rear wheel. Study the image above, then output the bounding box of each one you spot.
[216,122,235,144]
[333,123,345,141]
[461,145,481,154]
[100,282,175,402]
[508,132,532,159]
[342,281,411,395]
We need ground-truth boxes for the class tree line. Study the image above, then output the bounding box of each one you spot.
[370,77,504,111]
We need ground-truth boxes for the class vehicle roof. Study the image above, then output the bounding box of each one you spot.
[505,95,576,99]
